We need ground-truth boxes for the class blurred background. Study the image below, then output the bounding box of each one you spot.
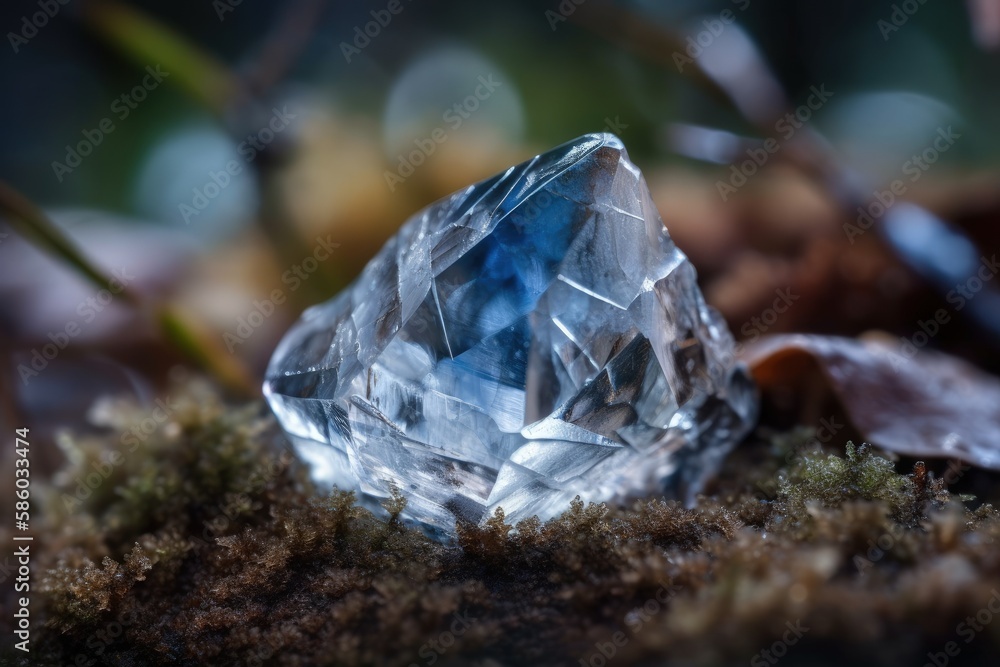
[1,0,999,470]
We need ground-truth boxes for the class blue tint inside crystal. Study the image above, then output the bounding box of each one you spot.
[264,133,757,541]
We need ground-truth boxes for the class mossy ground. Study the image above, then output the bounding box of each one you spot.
[6,378,1000,667]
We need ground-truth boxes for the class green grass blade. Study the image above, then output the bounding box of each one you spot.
[0,181,141,306]
[84,0,242,115]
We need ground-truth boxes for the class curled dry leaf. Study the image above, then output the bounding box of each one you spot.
[742,333,1000,470]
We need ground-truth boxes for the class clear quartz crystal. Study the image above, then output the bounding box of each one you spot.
[264,133,757,541]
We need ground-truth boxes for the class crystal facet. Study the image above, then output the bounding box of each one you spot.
[264,134,757,540]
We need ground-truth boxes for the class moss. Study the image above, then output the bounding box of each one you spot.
[16,381,1000,667]
[780,441,926,524]
[40,544,152,631]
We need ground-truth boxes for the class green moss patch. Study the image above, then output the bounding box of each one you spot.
[13,380,1000,667]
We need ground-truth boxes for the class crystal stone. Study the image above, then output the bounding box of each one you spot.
[264,133,757,540]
